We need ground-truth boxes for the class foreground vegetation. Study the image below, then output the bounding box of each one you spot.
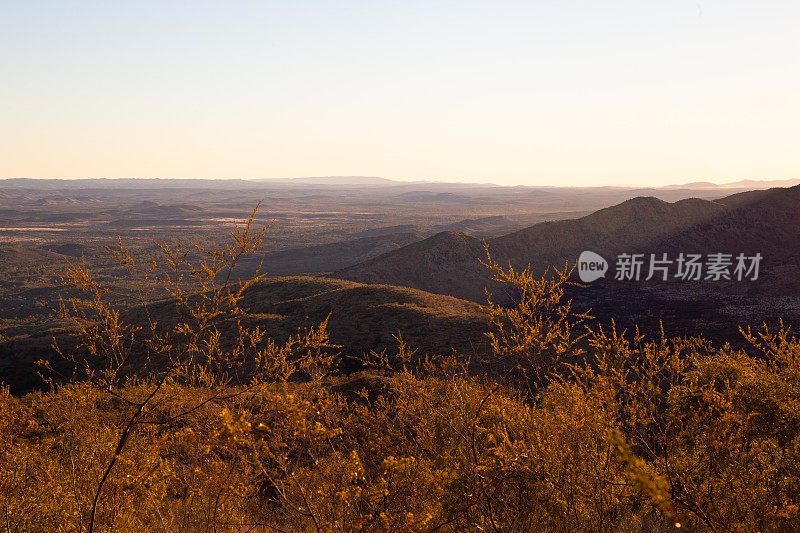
[1,209,799,532]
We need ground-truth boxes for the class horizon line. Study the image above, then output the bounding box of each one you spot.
[2,175,800,190]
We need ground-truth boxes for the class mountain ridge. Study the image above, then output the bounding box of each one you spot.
[335,185,800,312]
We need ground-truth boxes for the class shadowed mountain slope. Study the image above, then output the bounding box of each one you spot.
[336,195,731,301]
[334,231,488,299]
[335,186,800,338]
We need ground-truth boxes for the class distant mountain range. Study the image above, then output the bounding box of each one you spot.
[334,194,735,300]
[336,185,800,339]
[3,176,798,190]
[663,178,800,190]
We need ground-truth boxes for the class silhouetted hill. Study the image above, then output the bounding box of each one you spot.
[337,195,728,301]
[336,231,487,299]
[336,186,800,338]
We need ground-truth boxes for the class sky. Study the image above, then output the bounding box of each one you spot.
[1,1,798,186]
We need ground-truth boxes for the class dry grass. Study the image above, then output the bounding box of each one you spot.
[2,204,800,532]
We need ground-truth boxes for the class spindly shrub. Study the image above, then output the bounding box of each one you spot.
[1,213,799,531]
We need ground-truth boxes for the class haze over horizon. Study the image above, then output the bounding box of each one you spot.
[2,1,798,187]
[4,175,800,191]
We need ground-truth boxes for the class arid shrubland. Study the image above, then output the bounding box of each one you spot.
[1,211,799,531]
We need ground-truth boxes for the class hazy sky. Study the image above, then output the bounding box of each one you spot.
[1,1,798,186]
